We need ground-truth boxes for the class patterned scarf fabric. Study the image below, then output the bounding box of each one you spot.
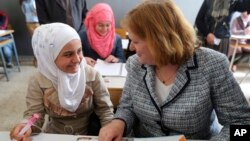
[211,0,231,18]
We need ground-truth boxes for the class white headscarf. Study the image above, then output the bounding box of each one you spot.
[32,23,86,112]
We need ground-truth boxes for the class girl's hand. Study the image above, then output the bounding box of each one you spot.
[105,55,119,63]
[85,57,96,67]
[10,124,32,141]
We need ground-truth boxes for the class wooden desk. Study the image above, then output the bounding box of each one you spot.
[229,35,250,70]
[94,60,127,107]
[104,76,126,108]
[229,35,250,83]
[0,30,21,81]
[0,39,13,47]
[0,30,15,37]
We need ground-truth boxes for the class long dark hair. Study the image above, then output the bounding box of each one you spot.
[19,0,24,5]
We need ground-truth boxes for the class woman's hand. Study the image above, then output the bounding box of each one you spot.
[85,57,96,67]
[98,119,125,141]
[10,123,32,141]
[206,33,215,45]
[105,55,119,63]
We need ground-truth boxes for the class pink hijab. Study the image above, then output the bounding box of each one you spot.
[84,3,115,58]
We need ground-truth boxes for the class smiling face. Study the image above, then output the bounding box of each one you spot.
[129,32,155,65]
[95,21,111,36]
[55,39,83,73]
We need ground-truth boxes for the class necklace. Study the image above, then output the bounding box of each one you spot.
[156,67,177,84]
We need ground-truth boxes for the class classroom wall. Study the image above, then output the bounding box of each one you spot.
[0,0,202,56]
[174,0,203,25]
[86,0,141,27]
[87,0,203,27]
[0,0,33,55]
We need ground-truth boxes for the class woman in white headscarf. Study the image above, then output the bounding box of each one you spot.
[10,23,114,141]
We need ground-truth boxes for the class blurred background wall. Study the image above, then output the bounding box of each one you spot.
[0,0,32,55]
[0,0,202,56]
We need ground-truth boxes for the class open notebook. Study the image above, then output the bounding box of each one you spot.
[94,59,127,77]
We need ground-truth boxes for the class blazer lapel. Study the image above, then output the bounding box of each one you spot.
[163,53,198,107]
[142,52,198,109]
[164,66,190,105]
[143,65,162,112]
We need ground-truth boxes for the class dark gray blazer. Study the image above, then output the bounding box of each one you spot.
[115,47,250,141]
[35,0,87,32]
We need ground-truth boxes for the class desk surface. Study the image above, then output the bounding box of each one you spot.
[0,30,14,48]
[104,76,126,107]
[231,34,250,39]
[0,131,206,141]
[104,76,126,89]
[230,40,250,48]
[0,30,14,37]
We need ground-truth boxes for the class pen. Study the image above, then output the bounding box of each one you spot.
[12,113,40,141]
[76,136,93,141]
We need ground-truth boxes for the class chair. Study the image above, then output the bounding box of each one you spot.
[229,37,250,83]
[115,28,127,39]
[87,112,101,135]
[0,40,11,80]
[115,28,135,59]
[0,30,21,81]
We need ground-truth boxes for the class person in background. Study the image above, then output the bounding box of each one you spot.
[195,0,250,57]
[9,23,114,141]
[20,0,40,67]
[0,10,14,68]
[229,11,250,71]
[1,43,14,68]
[35,0,87,33]
[0,10,8,30]
[19,0,40,36]
[231,11,250,36]
[79,3,125,67]
[98,0,250,141]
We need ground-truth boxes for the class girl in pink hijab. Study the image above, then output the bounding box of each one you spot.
[80,3,125,66]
